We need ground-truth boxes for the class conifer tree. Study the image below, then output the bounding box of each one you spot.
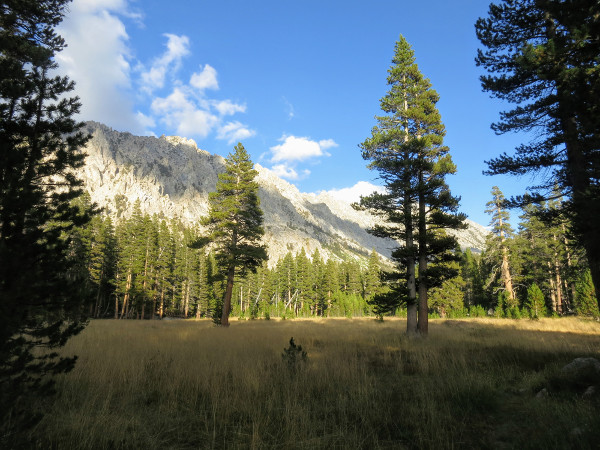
[526,283,547,319]
[364,249,382,302]
[0,0,92,438]
[476,0,600,309]
[88,215,117,318]
[358,35,465,335]
[485,186,517,308]
[199,143,267,326]
[574,270,599,318]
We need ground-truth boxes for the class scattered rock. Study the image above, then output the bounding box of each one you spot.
[560,357,600,385]
[570,427,584,438]
[582,385,597,398]
[536,388,548,398]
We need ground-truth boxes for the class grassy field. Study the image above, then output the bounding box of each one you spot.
[28,317,600,449]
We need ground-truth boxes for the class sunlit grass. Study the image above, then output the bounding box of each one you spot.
[30,317,600,449]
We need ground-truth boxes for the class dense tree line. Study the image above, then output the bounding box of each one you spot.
[476,0,600,308]
[72,191,598,322]
[435,186,599,319]
[70,195,387,320]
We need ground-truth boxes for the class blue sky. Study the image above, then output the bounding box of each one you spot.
[57,0,535,226]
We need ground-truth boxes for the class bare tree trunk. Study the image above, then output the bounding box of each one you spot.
[553,233,563,314]
[417,179,428,336]
[184,282,190,318]
[499,215,515,302]
[221,265,235,326]
[159,280,165,319]
[120,269,133,319]
[563,228,577,308]
[548,261,558,312]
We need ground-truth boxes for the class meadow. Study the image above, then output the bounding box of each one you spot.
[29,317,600,449]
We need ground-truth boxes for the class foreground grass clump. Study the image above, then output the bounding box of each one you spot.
[30,317,600,449]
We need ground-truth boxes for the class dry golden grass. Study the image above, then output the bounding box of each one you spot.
[29,317,600,449]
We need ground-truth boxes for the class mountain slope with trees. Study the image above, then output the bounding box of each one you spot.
[77,121,489,264]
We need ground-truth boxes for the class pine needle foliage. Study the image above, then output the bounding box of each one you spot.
[199,143,267,326]
[358,35,466,335]
[0,0,93,441]
[476,0,600,309]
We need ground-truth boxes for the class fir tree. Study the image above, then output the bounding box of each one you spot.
[526,283,547,319]
[485,186,516,306]
[0,0,92,438]
[199,143,267,326]
[476,0,600,310]
[358,35,465,335]
[574,270,599,318]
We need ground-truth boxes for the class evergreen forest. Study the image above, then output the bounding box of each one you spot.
[70,188,599,323]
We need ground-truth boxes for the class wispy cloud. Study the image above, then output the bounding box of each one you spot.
[217,121,256,144]
[140,34,190,93]
[320,181,386,204]
[282,96,295,119]
[271,164,310,181]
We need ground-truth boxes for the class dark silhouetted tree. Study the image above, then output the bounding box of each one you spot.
[476,0,600,310]
[0,0,92,440]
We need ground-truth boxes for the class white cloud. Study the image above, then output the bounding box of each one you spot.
[270,135,336,163]
[318,139,338,150]
[151,87,219,137]
[140,33,190,93]
[56,0,254,142]
[136,111,156,129]
[212,99,246,116]
[217,121,256,144]
[271,164,310,180]
[190,64,219,91]
[56,0,146,133]
[321,181,387,204]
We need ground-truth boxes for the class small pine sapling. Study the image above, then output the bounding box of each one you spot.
[282,337,308,372]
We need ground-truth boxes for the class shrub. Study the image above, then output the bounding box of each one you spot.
[282,337,308,373]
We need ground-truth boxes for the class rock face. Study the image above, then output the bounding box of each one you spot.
[79,122,489,264]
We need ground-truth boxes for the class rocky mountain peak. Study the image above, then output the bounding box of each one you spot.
[79,122,488,265]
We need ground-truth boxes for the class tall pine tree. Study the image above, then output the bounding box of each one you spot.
[0,0,92,438]
[199,143,267,326]
[358,36,465,335]
[476,0,600,310]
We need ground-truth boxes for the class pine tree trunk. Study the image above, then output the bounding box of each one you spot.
[120,269,133,319]
[548,261,558,312]
[417,182,428,336]
[563,230,577,309]
[159,282,165,319]
[221,265,235,326]
[184,282,190,318]
[548,11,600,312]
[498,215,514,302]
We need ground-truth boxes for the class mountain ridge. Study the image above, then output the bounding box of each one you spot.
[78,121,488,264]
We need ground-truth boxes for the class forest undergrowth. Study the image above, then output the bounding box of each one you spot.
[29,317,600,449]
